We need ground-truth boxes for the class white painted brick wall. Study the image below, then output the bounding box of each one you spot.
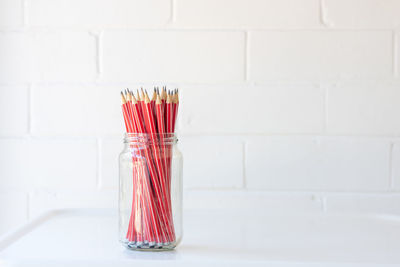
[249,31,393,82]
[324,0,400,29]
[0,0,400,235]
[179,136,244,189]
[0,139,36,190]
[174,0,321,29]
[183,191,323,212]
[0,32,97,82]
[325,194,400,214]
[0,0,23,28]
[0,138,97,191]
[32,85,123,136]
[99,138,121,190]
[0,86,28,135]
[0,33,32,82]
[180,85,324,134]
[30,32,97,82]
[28,0,171,29]
[246,137,390,191]
[101,31,245,83]
[327,83,400,135]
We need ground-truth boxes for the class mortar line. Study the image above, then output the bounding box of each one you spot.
[319,0,330,27]
[0,28,397,33]
[185,189,400,195]
[171,0,176,23]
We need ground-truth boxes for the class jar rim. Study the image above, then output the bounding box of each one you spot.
[123,133,177,144]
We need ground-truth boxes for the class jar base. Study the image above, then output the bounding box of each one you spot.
[121,240,176,251]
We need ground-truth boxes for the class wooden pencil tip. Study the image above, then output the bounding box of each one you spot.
[120,91,126,104]
[173,90,178,103]
[136,89,141,101]
[131,93,137,104]
[144,92,151,104]
[156,94,162,104]
[151,88,157,101]
[139,89,145,101]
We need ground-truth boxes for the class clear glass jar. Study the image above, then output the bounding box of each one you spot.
[119,133,183,250]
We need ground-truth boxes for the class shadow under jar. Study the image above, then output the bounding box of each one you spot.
[119,133,183,251]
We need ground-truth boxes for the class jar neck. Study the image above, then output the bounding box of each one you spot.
[124,133,177,146]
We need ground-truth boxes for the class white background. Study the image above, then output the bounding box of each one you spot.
[1,0,400,235]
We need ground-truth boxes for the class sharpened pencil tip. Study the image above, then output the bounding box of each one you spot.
[156,93,162,104]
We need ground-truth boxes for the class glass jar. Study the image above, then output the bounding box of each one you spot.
[119,133,183,250]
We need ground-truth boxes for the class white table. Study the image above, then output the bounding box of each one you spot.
[0,209,399,266]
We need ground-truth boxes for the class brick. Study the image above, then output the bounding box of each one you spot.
[326,194,400,214]
[0,138,97,190]
[184,191,323,212]
[0,32,96,82]
[0,86,28,135]
[101,31,245,83]
[327,84,400,135]
[246,137,390,191]
[179,136,243,189]
[29,190,117,218]
[0,139,32,189]
[0,192,28,235]
[249,31,392,81]
[32,85,123,136]
[99,138,121,189]
[175,0,320,29]
[28,0,170,28]
[0,33,32,82]
[28,139,97,190]
[180,85,323,134]
[324,0,400,28]
[0,0,23,28]
[30,32,96,82]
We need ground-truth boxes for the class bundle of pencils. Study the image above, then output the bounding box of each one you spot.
[120,87,179,247]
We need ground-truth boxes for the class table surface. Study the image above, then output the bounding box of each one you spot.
[0,209,400,267]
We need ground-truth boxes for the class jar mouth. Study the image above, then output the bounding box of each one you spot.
[124,133,177,145]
